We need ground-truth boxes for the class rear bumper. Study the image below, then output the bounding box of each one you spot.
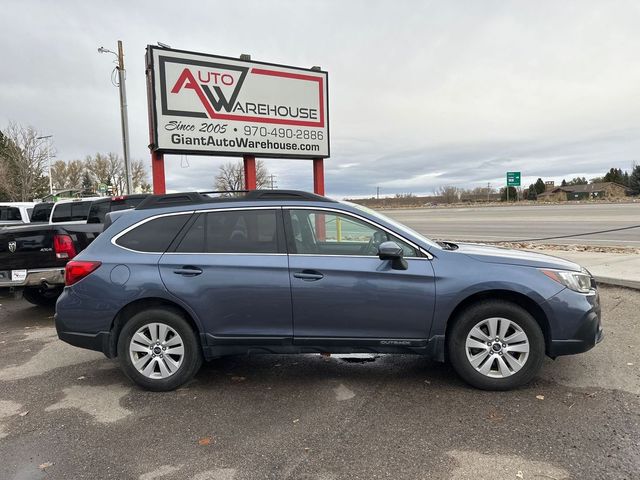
[0,267,64,288]
[55,323,113,357]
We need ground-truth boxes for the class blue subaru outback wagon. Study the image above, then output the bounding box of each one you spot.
[55,190,603,391]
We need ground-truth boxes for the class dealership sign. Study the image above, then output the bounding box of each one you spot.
[146,46,329,158]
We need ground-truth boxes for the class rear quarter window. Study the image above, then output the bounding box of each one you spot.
[115,214,190,253]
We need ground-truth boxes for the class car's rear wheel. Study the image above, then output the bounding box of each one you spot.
[447,300,545,390]
[22,286,63,307]
[117,308,203,391]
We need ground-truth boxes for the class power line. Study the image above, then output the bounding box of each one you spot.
[494,224,640,243]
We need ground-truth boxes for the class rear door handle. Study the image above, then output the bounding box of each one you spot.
[173,266,203,276]
[293,270,324,281]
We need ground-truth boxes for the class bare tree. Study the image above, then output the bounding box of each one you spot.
[85,153,149,194]
[214,160,270,194]
[436,185,461,204]
[51,159,84,191]
[0,122,50,201]
[131,159,152,192]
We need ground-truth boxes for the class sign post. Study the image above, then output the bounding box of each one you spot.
[506,171,521,202]
[145,46,329,194]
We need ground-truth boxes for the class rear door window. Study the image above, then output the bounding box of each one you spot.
[176,209,281,254]
[116,214,191,253]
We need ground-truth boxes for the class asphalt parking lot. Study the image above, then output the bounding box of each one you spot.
[0,287,638,480]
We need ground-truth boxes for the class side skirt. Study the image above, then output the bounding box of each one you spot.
[202,334,446,361]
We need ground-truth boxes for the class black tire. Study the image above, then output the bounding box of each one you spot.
[447,300,545,391]
[22,286,63,307]
[117,308,203,392]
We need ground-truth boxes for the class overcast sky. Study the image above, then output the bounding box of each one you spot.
[1,0,639,197]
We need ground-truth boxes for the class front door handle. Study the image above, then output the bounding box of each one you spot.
[173,266,203,276]
[293,270,324,281]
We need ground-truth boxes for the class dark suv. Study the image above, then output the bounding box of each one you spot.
[55,190,602,391]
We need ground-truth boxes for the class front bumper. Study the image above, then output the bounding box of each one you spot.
[0,267,64,288]
[544,287,603,357]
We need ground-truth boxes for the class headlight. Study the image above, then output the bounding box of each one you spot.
[541,268,593,294]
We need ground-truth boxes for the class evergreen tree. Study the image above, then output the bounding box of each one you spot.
[630,164,640,193]
[534,178,546,194]
[81,171,94,192]
[501,186,517,201]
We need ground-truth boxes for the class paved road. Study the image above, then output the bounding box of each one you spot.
[382,203,640,247]
[0,288,638,479]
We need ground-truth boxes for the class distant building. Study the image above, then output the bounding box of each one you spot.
[537,182,630,201]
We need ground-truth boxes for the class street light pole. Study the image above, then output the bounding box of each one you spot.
[99,41,132,195]
[36,135,53,195]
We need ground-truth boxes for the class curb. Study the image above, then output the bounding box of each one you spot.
[594,275,640,291]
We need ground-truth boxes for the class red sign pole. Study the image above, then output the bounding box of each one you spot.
[151,151,166,194]
[313,158,325,195]
[312,158,326,240]
[243,155,257,190]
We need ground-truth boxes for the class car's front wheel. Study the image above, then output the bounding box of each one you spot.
[117,308,203,391]
[447,300,545,390]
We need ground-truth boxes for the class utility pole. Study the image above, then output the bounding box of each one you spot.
[268,174,277,190]
[487,182,490,202]
[376,186,380,200]
[117,41,133,195]
[98,41,132,194]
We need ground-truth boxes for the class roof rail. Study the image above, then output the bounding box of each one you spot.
[135,189,334,210]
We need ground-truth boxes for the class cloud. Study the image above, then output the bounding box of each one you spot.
[1,0,639,197]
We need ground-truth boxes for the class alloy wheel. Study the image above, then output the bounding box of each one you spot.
[465,317,530,378]
[129,322,185,379]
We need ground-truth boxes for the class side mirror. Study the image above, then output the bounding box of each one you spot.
[378,241,408,270]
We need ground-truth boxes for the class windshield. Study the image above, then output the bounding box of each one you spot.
[343,201,441,250]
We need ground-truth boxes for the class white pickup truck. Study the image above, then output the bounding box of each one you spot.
[0,202,35,227]
[29,197,102,224]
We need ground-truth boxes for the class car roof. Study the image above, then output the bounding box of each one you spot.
[135,190,336,211]
[91,194,149,204]
[55,197,102,204]
[0,202,36,207]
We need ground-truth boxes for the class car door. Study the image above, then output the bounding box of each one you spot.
[159,207,293,343]
[285,207,436,344]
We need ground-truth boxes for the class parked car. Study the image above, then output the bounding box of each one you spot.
[0,195,147,305]
[30,197,102,224]
[0,202,35,227]
[55,190,603,391]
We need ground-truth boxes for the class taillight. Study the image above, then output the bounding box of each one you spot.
[54,234,77,260]
[65,261,101,286]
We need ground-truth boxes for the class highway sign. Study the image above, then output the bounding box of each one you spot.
[507,171,521,187]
